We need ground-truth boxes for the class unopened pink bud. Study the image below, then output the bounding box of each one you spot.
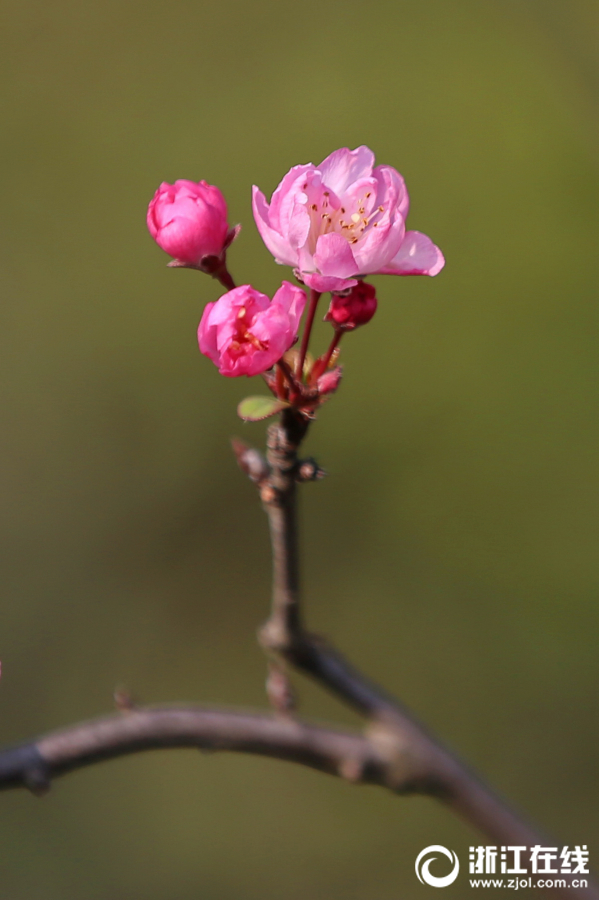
[198,282,307,377]
[317,366,342,396]
[147,179,233,266]
[324,282,377,331]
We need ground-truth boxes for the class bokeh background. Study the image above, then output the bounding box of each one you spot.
[1,0,598,897]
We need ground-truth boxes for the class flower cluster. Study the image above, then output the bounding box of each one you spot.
[147,147,444,420]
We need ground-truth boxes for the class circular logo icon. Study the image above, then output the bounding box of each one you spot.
[415,845,460,888]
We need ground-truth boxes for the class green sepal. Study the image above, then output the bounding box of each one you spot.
[237,396,290,422]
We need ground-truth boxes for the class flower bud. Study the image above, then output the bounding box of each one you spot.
[317,366,342,396]
[147,179,235,268]
[324,282,377,331]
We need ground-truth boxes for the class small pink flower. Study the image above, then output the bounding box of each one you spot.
[147,179,235,267]
[324,282,378,331]
[252,146,444,292]
[198,283,307,377]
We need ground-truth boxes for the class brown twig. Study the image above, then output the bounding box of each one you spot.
[0,705,392,793]
[255,410,599,899]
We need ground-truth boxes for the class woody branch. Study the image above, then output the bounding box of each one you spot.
[0,706,393,794]
[250,410,598,900]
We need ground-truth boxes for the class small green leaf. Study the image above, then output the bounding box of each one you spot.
[237,396,290,422]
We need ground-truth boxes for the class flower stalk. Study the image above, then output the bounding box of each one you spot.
[296,289,321,380]
[311,331,342,382]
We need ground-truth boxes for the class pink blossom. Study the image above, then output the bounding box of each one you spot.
[324,282,378,331]
[147,180,234,267]
[198,283,307,377]
[252,146,444,292]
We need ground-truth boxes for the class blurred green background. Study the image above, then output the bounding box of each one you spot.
[1,0,598,896]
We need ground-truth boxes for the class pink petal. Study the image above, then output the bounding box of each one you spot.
[373,166,409,221]
[313,232,358,278]
[271,281,307,333]
[154,217,203,261]
[251,306,288,347]
[300,272,358,293]
[338,176,379,217]
[352,212,405,275]
[377,231,445,276]
[318,146,375,195]
[216,320,239,353]
[268,164,314,232]
[209,286,270,326]
[296,244,317,274]
[198,302,218,361]
[252,187,298,267]
[195,181,228,219]
[303,170,341,211]
[287,198,311,251]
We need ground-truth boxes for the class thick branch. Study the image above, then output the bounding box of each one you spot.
[257,413,599,899]
[0,705,389,793]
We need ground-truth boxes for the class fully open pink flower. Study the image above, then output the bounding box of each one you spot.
[198,283,306,377]
[252,146,444,293]
[147,180,232,266]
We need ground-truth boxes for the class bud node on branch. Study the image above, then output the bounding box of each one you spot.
[266,662,297,717]
[337,756,365,783]
[296,458,326,482]
[24,766,51,797]
[231,438,271,484]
